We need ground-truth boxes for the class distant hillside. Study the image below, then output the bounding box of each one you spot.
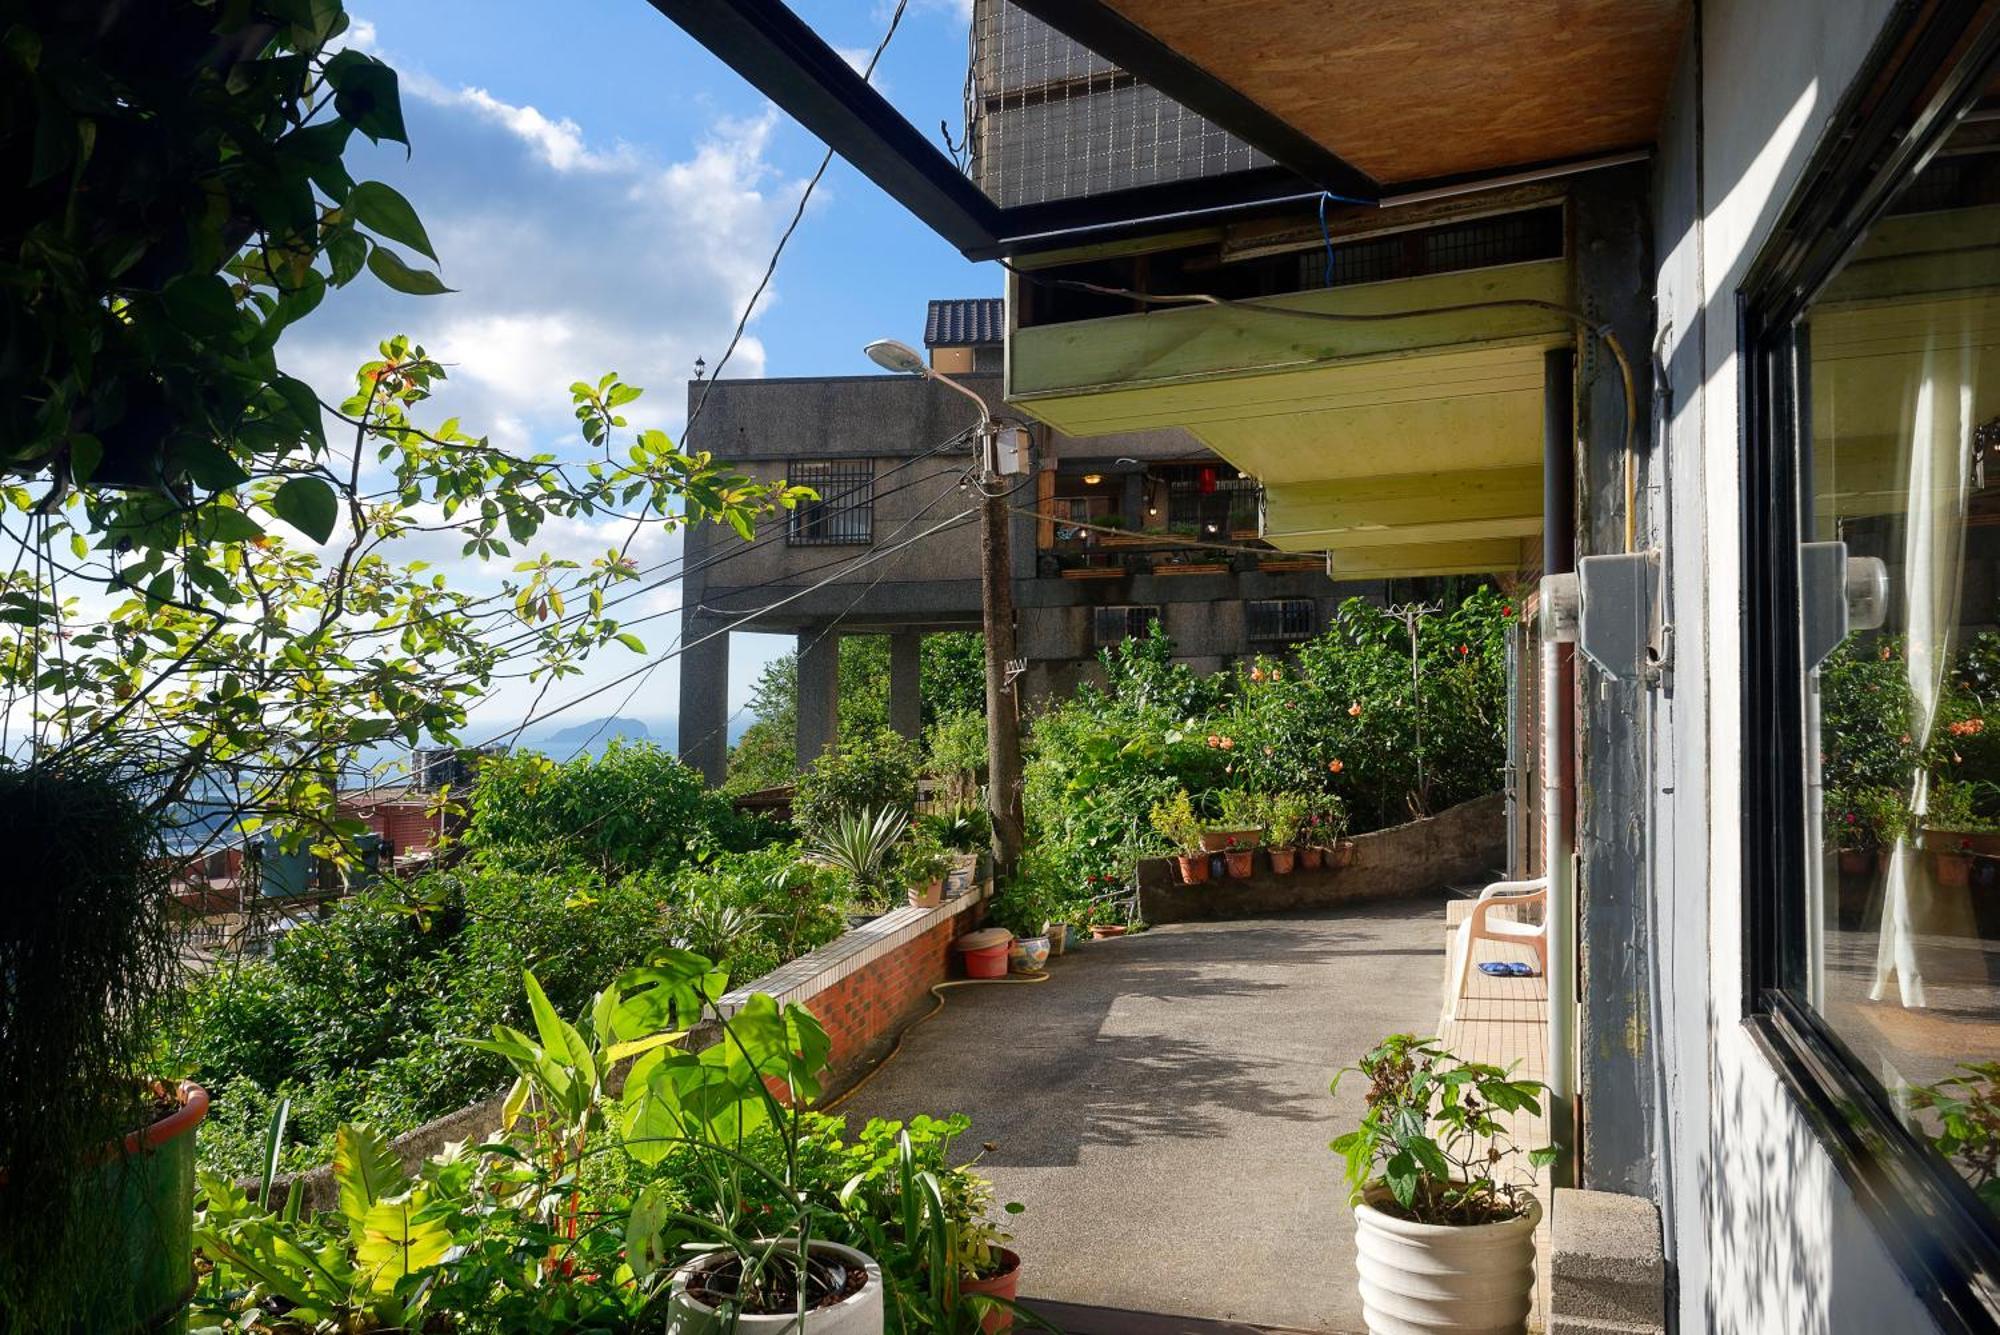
[543,716,651,747]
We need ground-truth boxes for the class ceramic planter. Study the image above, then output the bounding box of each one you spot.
[1201,828,1260,853]
[666,1240,883,1335]
[1329,839,1358,869]
[944,860,976,898]
[1009,934,1051,973]
[1224,849,1256,879]
[1299,845,1325,871]
[907,879,944,910]
[1353,1188,1540,1335]
[1269,846,1298,874]
[1175,853,1211,884]
[960,1247,1022,1333]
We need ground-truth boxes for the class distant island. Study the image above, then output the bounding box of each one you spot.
[541,716,652,747]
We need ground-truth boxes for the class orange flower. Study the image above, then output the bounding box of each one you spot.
[1328,758,1344,774]
[1249,666,1266,683]
[1220,736,1235,751]
[1206,734,1221,748]
[1348,702,1363,717]
[1271,667,1283,681]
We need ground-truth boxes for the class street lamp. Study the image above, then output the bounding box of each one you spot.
[864,337,1024,875]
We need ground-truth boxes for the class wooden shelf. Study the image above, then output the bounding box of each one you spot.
[1154,562,1228,577]
[1060,567,1128,581]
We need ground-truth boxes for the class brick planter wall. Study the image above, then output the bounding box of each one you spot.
[1139,792,1506,924]
[245,882,992,1212]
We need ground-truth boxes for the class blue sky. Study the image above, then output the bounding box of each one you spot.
[287,1,997,741]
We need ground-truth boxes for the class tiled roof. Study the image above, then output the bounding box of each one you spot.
[924,298,1004,347]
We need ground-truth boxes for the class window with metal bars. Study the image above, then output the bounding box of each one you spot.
[1246,599,1318,642]
[787,460,874,546]
[1093,604,1159,646]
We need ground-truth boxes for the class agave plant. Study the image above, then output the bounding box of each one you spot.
[675,892,767,964]
[807,805,911,900]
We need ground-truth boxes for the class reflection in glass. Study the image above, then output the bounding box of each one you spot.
[1804,109,2000,1211]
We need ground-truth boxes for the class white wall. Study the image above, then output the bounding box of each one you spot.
[1651,0,1944,1330]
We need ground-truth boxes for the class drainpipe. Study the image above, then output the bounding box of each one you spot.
[1541,347,1579,1188]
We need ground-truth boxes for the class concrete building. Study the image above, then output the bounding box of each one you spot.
[676,298,1350,784]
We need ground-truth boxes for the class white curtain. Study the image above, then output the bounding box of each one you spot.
[1871,333,1978,1007]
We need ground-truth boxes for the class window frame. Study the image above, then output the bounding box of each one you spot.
[1739,5,2000,1329]
[1246,597,1318,644]
[786,459,876,547]
[1092,604,1160,647]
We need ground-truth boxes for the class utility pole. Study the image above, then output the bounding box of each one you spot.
[977,424,1025,879]
[861,337,1026,880]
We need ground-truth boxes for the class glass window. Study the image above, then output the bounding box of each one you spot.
[1801,109,2000,1213]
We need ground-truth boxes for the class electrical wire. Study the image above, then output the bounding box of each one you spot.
[683,0,910,443]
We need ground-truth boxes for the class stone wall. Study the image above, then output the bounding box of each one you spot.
[1138,792,1507,924]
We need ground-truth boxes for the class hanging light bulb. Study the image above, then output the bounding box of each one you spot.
[1082,472,1103,486]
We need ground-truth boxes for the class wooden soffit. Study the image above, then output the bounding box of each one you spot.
[1097,0,1689,186]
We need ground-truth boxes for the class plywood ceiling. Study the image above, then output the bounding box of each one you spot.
[1101,0,1690,184]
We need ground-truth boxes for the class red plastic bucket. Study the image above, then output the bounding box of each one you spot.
[956,927,1012,979]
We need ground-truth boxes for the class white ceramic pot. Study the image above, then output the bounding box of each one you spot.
[1352,1189,1540,1335]
[666,1241,884,1335]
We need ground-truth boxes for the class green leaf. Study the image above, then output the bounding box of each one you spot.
[366,246,453,296]
[195,506,265,544]
[626,1185,671,1283]
[348,181,436,261]
[615,632,646,653]
[325,49,409,146]
[355,1192,450,1294]
[271,476,339,543]
[68,433,102,483]
[325,229,369,287]
[161,274,240,336]
[332,1124,408,1237]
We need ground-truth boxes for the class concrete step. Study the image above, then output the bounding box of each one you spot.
[1549,1188,1666,1335]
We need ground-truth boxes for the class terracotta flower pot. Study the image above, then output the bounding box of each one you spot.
[1175,853,1211,884]
[1837,849,1875,878]
[1224,849,1256,878]
[1269,846,1297,874]
[907,879,944,910]
[960,1247,1022,1333]
[1299,845,1325,871]
[1201,828,1259,852]
[1936,849,1974,888]
[1328,839,1357,869]
[1089,924,1128,939]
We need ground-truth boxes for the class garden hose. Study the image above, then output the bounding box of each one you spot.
[823,972,1052,1111]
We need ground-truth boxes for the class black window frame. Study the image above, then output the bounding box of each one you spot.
[787,459,875,547]
[1092,604,1159,646]
[1246,597,1318,643]
[1739,5,2000,1329]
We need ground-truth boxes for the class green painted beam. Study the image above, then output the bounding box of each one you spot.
[1316,536,1539,578]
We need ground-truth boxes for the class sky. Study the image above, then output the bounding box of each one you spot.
[282,0,997,742]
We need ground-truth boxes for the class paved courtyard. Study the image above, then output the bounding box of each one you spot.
[834,894,1450,1333]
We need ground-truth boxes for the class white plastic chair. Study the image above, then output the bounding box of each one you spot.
[1443,877,1549,1022]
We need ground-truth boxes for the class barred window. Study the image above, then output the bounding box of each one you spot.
[1093,604,1159,646]
[1246,598,1318,642]
[788,460,874,546]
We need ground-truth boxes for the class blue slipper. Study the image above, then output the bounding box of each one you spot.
[1477,962,1513,977]
[1505,962,1537,977]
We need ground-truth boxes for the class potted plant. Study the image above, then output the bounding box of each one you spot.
[1331,1034,1556,1335]
[900,830,953,909]
[1149,790,1210,884]
[1926,780,2000,887]
[808,806,912,906]
[991,877,1054,973]
[1265,793,1308,874]
[1313,793,1356,868]
[1204,787,1265,854]
[1828,786,1877,877]
[0,766,209,1332]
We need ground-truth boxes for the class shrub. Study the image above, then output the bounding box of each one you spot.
[467,742,756,877]
[792,727,920,838]
[924,708,988,805]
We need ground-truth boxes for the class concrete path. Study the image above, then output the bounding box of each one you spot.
[833,894,1449,1334]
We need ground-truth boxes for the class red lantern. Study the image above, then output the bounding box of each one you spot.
[1197,465,1217,495]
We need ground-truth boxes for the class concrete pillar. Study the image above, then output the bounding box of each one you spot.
[889,630,923,741]
[677,615,730,785]
[796,627,839,769]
